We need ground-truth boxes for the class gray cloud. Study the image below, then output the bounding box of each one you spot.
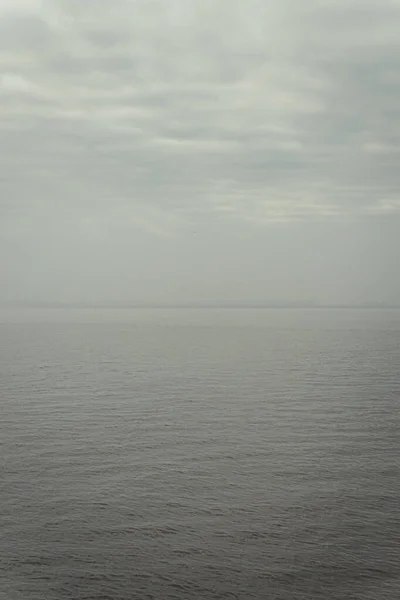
[1,0,400,305]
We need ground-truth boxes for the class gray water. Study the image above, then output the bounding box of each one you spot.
[1,308,399,600]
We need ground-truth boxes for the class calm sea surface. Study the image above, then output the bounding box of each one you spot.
[1,308,399,600]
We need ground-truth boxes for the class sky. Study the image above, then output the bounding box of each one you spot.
[1,0,400,307]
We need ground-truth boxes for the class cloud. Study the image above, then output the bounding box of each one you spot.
[1,0,400,306]
[0,0,400,238]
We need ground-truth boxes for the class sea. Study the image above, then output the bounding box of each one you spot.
[1,308,399,600]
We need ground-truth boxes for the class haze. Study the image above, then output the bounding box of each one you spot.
[1,0,400,307]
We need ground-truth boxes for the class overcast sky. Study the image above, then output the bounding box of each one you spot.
[1,0,400,306]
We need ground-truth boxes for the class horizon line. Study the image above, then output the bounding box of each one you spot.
[1,303,400,310]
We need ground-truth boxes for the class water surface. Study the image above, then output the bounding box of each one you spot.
[1,308,399,599]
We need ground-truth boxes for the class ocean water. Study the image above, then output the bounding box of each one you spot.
[1,308,399,600]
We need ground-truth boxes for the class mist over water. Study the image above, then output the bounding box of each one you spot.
[1,308,399,600]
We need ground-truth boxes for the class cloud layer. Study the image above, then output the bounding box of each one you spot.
[1,0,400,305]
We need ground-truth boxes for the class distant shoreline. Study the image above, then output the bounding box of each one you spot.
[1,304,399,310]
